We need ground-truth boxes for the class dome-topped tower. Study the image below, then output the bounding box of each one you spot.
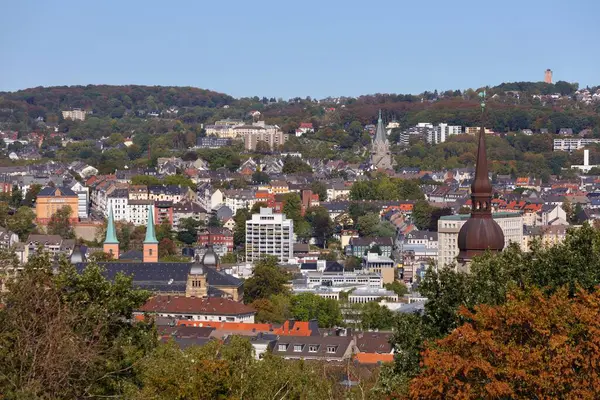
[201,245,219,269]
[457,95,504,267]
[190,255,205,275]
[186,253,208,298]
[70,243,86,264]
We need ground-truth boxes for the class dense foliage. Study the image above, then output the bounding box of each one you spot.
[388,223,600,396]
[411,287,600,399]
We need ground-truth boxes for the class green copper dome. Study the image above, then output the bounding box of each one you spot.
[144,205,158,244]
[104,207,119,244]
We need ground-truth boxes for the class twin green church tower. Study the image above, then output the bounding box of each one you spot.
[103,205,158,262]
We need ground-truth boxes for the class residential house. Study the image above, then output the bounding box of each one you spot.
[271,335,354,362]
[0,227,19,249]
[348,237,394,258]
[136,296,256,323]
[173,201,207,230]
[198,227,234,253]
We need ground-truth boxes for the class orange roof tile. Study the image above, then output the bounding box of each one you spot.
[176,320,273,331]
[272,320,314,336]
[354,353,394,364]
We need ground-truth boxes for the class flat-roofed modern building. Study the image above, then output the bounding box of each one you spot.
[245,208,294,264]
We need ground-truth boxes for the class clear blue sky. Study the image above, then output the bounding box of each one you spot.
[1,0,598,98]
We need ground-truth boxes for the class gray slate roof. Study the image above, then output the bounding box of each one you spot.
[75,262,242,293]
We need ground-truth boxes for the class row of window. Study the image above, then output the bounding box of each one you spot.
[278,344,337,353]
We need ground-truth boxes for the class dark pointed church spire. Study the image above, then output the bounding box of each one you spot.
[457,92,504,265]
[374,109,387,143]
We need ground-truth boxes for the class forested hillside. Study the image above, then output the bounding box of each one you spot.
[1,82,600,179]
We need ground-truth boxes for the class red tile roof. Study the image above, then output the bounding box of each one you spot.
[354,353,394,364]
[177,320,272,331]
[272,320,314,336]
[139,296,256,316]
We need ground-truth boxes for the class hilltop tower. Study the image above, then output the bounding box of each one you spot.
[370,110,394,170]
[103,206,119,259]
[143,205,159,263]
[457,94,504,270]
[544,69,553,84]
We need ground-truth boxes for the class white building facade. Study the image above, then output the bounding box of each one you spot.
[437,212,524,269]
[245,208,294,264]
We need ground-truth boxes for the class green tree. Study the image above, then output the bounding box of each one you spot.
[254,140,271,154]
[220,252,238,263]
[131,175,161,186]
[345,256,362,271]
[348,201,380,223]
[0,253,155,399]
[243,256,289,304]
[290,293,342,328]
[411,200,433,230]
[47,206,75,239]
[233,208,251,247]
[176,217,202,245]
[0,202,9,227]
[158,238,176,259]
[385,280,409,297]
[360,301,396,330]
[155,221,174,242]
[305,206,333,243]
[282,156,312,174]
[397,179,425,200]
[250,202,268,214]
[282,193,303,231]
[163,175,196,189]
[252,293,292,323]
[208,214,222,227]
[357,213,380,236]
[374,220,397,237]
[7,206,36,240]
[310,181,328,201]
[10,185,23,208]
[251,170,270,184]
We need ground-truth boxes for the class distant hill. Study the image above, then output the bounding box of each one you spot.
[0,85,234,120]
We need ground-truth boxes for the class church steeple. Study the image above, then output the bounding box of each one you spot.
[374,109,387,143]
[370,109,394,170]
[103,206,119,259]
[143,205,159,262]
[105,207,118,244]
[144,205,158,244]
[457,92,504,268]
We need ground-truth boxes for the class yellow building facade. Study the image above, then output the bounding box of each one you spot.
[36,186,79,224]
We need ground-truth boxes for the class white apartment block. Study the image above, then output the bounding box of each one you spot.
[553,138,600,152]
[305,270,383,289]
[70,181,89,219]
[245,208,294,264]
[105,192,152,226]
[430,123,462,144]
[61,108,87,121]
[437,212,524,269]
[128,200,152,226]
[106,190,129,222]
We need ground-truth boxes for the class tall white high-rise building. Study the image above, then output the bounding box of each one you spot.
[437,212,523,269]
[429,123,463,144]
[245,208,294,264]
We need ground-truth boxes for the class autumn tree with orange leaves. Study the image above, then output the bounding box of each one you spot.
[410,287,600,400]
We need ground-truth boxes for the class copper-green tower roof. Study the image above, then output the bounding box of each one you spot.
[104,206,119,244]
[144,205,158,244]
